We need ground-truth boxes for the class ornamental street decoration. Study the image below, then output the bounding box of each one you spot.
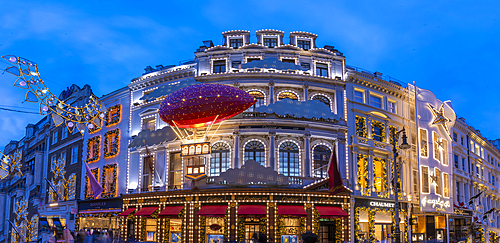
[428,103,453,136]
[159,83,256,129]
[0,150,23,180]
[1,55,106,135]
[10,198,38,243]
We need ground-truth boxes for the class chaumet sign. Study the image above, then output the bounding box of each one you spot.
[369,201,395,208]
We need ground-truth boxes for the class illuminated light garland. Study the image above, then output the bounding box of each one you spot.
[357,154,370,196]
[88,116,102,134]
[86,136,101,162]
[85,168,99,199]
[101,164,117,198]
[1,55,106,136]
[354,207,407,242]
[105,104,121,127]
[355,116,367,138]
[104,129,120,158]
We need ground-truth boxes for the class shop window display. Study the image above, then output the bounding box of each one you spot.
[145,218,157,241]
[205,217,224,243]
[357,154,369,196]
[280,217,301,243]
[373,157,387,198]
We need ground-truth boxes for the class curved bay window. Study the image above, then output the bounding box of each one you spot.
[247,90,265,112]
[312,145,331,178]
[244,140,266,166]
[278,91,298,101]
[312,94,331,108]
[210,142,230,176]
[279,142,300,177]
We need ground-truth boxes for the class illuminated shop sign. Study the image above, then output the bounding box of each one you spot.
[181,142,210,156]
[369,201,395,208]
[421,196,450,211]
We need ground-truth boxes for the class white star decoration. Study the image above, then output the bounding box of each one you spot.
[427,104,452,135]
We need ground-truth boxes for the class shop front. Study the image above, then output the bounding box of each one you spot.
[411,213,448,243]
[76,197,123,236]
[120,188,350,243]
[354,198,408,243]
[449,208,473,242]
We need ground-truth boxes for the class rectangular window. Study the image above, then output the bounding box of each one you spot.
[143,117,155,131]
[461,136,464,145]
[229,38,243,48]
[51,155,57,171]
[231,61,241,68]
[246,58,261,63]
[373,157,387,198]
[145,218,158,241]
[462,158,465,171]
[300,62,310,70]
[357,154,369,196]
[354,90,364,103]
[315,63,328,77]
[435,168,442,196]
[453,132,458,142]
[421,166,429,193]
[281,58,295,64]
[454,154,459,168]
[388,101,396,113]
[71,146,78,165]
[442,139,448,166]
[61,151,66,167]
[263,37,278,48]
[142,156,153,192]
[103,165,116,197]
[355,116,367,138]
[370,95,382,109]
[52,131,58,144]
[169,152,182,190]
[433,132,440,162]
[443,173,449,198]
[61,126,68,140]
[213,60,226,74]
[371,120,385,142]
[493,175,496,186]
[413,170,418,194]
[297,40,310,50]
[456,182,460,202]
[420,129,428,157]
[476,164,480,177]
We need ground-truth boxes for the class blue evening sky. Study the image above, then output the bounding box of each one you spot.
[1,0,499,150]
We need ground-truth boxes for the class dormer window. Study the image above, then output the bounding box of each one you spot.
[229,38,243,48]
[315,63,328,77]
[297,40,311,50]
[264,37,278,48]
[213,60,226,74]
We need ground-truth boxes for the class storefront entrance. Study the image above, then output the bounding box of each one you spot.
[319,221,340,243]
[374,224,392,242]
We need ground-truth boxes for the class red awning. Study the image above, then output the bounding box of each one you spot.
[238,205,267,217]
[197,205,227,217]
[159,206,184,218]
[277,205,307,217]
[118,208,136,217]
[315,206,349,218]
[134,207,159,217]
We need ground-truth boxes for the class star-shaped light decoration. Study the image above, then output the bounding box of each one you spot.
[427,104,452,135]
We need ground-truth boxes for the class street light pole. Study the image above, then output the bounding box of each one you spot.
[392,127,411,243]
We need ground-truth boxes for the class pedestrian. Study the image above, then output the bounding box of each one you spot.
[258,232,267,243]
[300,231,318,243]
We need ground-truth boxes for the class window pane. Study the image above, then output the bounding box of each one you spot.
[312,95,330,108]
[370,95,382,108]
[354,91,364,103]
[278,91,298,101]
[213,60,226,74]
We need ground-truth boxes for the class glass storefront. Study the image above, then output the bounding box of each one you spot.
[411,215,447,243]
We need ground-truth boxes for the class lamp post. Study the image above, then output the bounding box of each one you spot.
[392,127,411,243]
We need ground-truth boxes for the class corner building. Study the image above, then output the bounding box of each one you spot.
[122,30,351,243]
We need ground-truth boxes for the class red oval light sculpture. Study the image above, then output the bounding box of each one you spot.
[159,84,256,128]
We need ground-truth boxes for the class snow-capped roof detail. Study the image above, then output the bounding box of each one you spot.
[239,57,307,71]
[140,78,199,101]
[256,98,339,120]
[128,126,177,148]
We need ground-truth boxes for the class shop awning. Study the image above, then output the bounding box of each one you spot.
[159,206,184,218]
[79,209,121,214]
[277,205,307,217]
[118,207,136,217]
[134,207,159,217]
[197,205,227,217]
[315,206,348,218]
[238,205,267,217]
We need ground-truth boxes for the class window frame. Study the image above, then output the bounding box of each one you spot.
[315,62,329,77]
[297,39,311,50]
[71,146,78,165]
[263,37,278,48]
[369,94,383,109]
[421,165,430,194]
[210,142,231,176]
[212,59,227,74]
[312,144,331,178]
[243,140,266,167]
[354,89,364,103]
[278,141,300,177]
[229,38,243,48]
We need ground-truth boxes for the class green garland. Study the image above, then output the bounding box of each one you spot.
[84,168,99,199]
[355,116,367,138]
[389,126,398,148]
[199,216,206,243]
[357,154,370,196]
[103,129,120,158]
[140,218,146,241]
[89,117,102,134]
[312,208,320,235]
[373,157,388,198]
[179,208,185,243]
[224,208,229,238]
[372,120,385,142]
[237,217,245,240]
[86,136,101,162]
[101,164,117,198]
[334,219,342,243]
[163,219,170,243]
[105,104,121,126]
[478,227,485,242]
[489,231,496,243]
[259,218,267,233]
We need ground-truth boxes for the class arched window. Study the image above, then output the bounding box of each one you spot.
[210,142,231,176]
[278,91,298,101]
[312,145,331,178]
[312,94,330,108]
[279,142,300,176]
[247,90,265,112]
[244,140,266,166]
[68,173,76,200]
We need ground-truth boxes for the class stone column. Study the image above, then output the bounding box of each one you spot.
[233,132,240,168]
[269,81,275,104]
[369,151,375,197]
[304,133,311,177]
[303,84,309,101]
[269,131,276,170]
